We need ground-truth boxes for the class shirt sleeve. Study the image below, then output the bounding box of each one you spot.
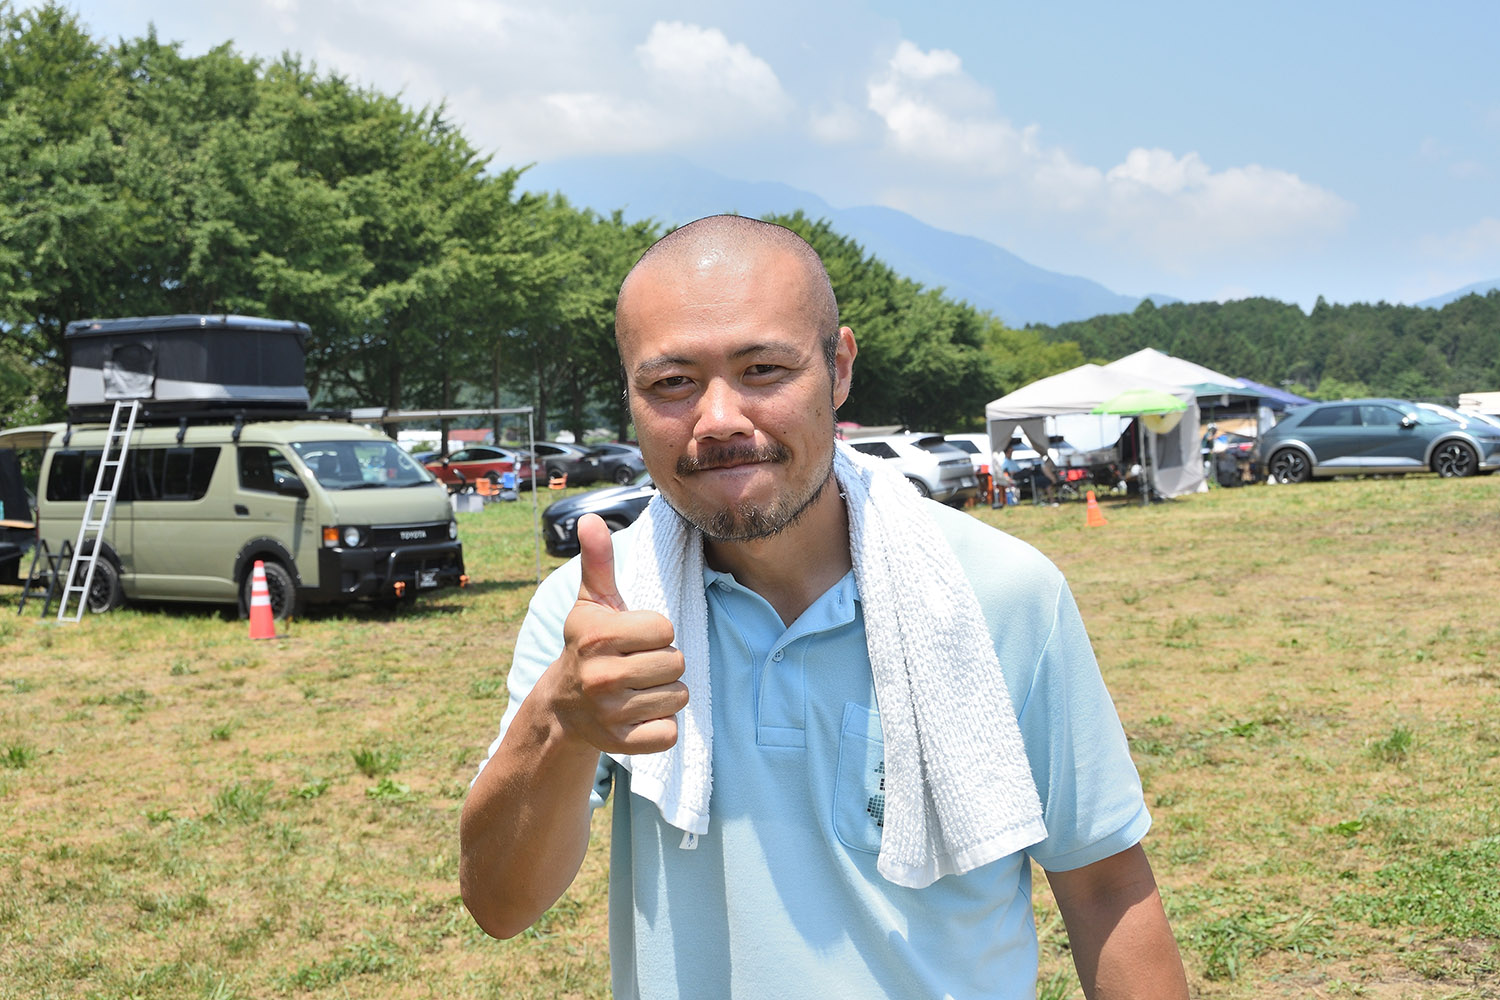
[471,557,616,809]
[1014,580,1151,872]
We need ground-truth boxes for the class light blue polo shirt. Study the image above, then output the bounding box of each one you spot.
[484,503,1149,999]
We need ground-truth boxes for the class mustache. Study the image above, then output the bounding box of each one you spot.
[677,442,791,475]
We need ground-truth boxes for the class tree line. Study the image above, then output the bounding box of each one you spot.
[1033,294,1500,403]
[4,4,1493,448]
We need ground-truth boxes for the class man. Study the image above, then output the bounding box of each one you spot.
[990,440,1022,507]
[460,216,1188,999]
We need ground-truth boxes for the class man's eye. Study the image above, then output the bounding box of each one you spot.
[746,365,782,377]
[655,376,691,390]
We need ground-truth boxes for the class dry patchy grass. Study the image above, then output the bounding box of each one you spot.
[0,474,1497,998]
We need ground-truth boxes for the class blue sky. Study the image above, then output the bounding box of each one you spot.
[70,0,1500,309]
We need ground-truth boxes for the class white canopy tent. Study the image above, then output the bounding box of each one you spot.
[1104,347,1245,393]
[1106,347,1287,437]
[984,363,1206,499]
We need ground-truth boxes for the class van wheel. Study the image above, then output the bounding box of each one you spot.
[85,557,123,614]
[242,560,299,621]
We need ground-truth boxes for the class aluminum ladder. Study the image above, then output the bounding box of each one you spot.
[57,399,139,622]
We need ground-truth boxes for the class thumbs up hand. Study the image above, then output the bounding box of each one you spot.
[547,514,686,755]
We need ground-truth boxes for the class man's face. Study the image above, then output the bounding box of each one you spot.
[616,248,855,543]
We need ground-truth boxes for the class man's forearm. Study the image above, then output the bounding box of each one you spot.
[459,688,602,939]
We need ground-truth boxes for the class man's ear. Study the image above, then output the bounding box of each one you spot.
[832,327,857,408]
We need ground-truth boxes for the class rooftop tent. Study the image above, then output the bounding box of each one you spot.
[65,314,310,421]
[984,362,1205,499]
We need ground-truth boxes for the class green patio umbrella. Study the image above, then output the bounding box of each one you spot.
[1090,387,1189,416]
[1092,388,1189,505]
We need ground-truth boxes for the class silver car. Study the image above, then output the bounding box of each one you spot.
[847,433,979,505]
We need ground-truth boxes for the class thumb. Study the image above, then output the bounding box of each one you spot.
[576,513,627,611]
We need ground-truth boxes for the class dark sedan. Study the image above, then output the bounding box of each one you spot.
[587,442,647,485]
[531,441,600,485]
[540,472,655,557]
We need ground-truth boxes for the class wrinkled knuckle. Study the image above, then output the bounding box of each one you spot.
[577,661,624,699]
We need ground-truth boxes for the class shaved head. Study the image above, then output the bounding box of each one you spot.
[617,216,841,377]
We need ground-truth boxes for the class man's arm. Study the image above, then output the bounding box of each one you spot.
[460,687,606,938]
[1045,844,1189,1000]
[459,515,687,939]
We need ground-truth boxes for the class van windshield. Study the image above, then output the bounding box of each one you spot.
[291,440,436,490]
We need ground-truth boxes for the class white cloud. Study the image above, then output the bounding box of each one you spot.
[636,21,790,119]
[1106,147,1207,195]
[864,40,1354,269]
[888,39,962,81]
[452,19,793,161]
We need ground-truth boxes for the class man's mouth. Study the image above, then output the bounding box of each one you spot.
[677,443,790,475]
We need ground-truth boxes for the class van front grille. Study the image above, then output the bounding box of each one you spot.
[369,523,446,547]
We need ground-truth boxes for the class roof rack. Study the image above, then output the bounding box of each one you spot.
[59,407,353,447]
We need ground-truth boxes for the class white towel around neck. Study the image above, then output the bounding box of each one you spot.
[609,441,1046,889]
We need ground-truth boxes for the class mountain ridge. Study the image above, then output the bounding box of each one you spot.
[520,154,1159,326]
[520,154,1489,322]
[1416,279,1500,309]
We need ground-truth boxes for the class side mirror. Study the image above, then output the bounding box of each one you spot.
[1400,415,1417,428]
[275,475,309,498]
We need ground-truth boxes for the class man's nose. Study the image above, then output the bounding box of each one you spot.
[695,378,754,440]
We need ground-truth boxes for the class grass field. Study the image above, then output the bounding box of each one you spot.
[1,474,1497,999]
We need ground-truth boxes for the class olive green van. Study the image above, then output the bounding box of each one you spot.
[33,416,465,618]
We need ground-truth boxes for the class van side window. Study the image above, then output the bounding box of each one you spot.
[129,448,220,501]
[45,451,101,502]
[239,446,294,493]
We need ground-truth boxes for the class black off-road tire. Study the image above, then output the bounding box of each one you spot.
[241,560,300,621]
[85,556,123,614]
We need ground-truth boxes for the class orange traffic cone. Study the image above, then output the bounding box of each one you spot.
[248,560,277,640]
[1085,490,1108,527]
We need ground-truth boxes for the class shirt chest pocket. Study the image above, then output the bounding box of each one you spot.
[832,703,885,855]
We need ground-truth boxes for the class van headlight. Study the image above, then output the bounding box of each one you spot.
[448,520,458,540]
[322,526,366,547]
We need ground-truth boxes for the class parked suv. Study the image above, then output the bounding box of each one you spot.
[847,433,979,504]
[1256,398,1500,482]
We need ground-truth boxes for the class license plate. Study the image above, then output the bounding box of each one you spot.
[417,569,439,589]
[961,476,976,488]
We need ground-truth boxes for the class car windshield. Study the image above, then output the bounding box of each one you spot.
[1402,404,1455,426]
[1419,403,1500,432]
[291,439,436,490]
